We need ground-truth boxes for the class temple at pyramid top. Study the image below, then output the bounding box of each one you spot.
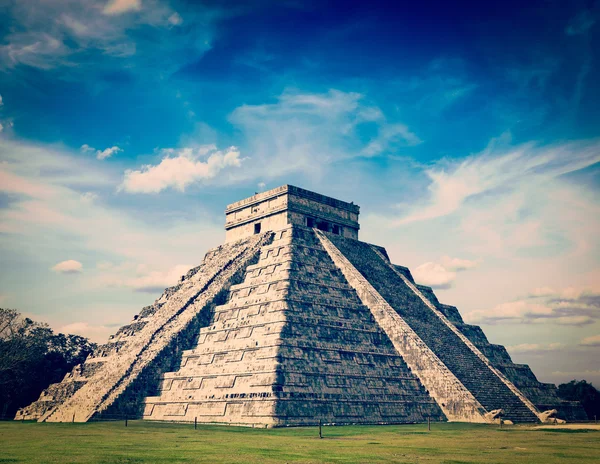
[224,185,360,242]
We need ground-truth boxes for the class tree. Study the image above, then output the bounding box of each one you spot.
[557,380,600,420]
[0,308,96,419]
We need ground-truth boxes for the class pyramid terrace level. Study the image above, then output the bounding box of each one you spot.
[224,185,360,242]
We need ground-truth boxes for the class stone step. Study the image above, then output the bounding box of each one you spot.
[327,234,539,423]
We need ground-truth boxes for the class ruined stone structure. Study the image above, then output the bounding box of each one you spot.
[17,185,586,425]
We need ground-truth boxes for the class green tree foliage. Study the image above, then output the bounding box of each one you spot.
[557,380,600,420]
[0,308,96,419]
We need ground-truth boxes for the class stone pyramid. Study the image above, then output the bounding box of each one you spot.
[17,185,585,425]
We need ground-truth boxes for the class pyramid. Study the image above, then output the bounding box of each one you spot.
[17,185,586,425]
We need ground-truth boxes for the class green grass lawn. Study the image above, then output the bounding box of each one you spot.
[0,421,598,463]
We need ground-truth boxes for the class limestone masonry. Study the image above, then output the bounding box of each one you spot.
[17,185,586,425]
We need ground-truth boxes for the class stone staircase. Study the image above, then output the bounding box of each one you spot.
[144,226,443,426]
[327,234,539,423]
[402,268,586,420]
[16,234,270,422]
[274,227,443,424]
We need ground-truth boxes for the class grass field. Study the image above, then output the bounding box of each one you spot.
[0,421,598,463]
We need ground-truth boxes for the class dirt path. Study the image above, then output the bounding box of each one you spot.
[534,423,600,430]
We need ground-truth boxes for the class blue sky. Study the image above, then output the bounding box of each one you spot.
[0,0,599,386]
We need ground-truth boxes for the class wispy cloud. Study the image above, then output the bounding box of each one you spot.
[390,58,478,115]
[96,262,192,293]
[103,0,142,16]
[395,136,600,226]
[0,0,210,73]
[229,89,419,180]
[507,343,565,354]
[565,9,596,36]
[362,123,421,157]
[466,287,600,326]
[439,255,479,271]
[580,334,600,347]
[168,12,183,26]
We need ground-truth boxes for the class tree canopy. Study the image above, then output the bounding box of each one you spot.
[557,379,600,421]
[0,308,95,419]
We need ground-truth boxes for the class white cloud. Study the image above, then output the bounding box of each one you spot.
[96,146,122,160]
[439,255,479,271]
[80,192,99,203]
[581,335,600,347]
[411,255,479,289]
[0,123,3,133]
[168,12,182,26]
[0,94,3,106]
[412,262,456,289]
[528,286,599,301]
[508,343,564,354]
[120,145,242,193]
[81,143,123,160]
[51,259,83,274]
[103,0,142,15]
[557,287,598,300]
[550,316,594,326]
